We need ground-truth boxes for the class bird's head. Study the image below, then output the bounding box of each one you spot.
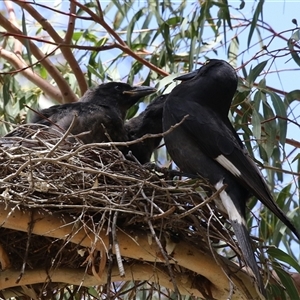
[175,59,237,83]
[81,82,156,105]
[173,59,238,117]
[80,82,156,119]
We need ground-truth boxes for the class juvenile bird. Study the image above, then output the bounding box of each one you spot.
[163,59,300,297]
[32,82,156,144]
[124,94,167,164]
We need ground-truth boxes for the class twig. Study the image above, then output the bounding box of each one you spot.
[150,206,176,221]
[4,0,22,54]
[177,185,227,219]
[106,205,113,297]
[0,47,63,102]
[112,196,125,277]
[45,114,79,158]
[14,0,88,95]
[16,209,34,284]
[0,13,77,103]
[73,1,169,77]
[65,2,76,44]
[143,204,181,299]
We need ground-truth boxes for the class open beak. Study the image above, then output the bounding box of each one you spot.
[123,86,157,98]
[174,69,198,81]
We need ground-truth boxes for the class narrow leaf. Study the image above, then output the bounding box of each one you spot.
[21,9,33,68]
[247,60,268,85]
[284,89,300,107]
[274,267,300,300]
[288,38,300,67]
[268,92,287,145]
[267,247,300,273]
[126,8,144,47]
[247,0,264,47]
[252,109,262,141]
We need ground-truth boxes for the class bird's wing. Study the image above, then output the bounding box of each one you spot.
[169,100,300,238]
[31,104,71,124]
[170,100,265,192]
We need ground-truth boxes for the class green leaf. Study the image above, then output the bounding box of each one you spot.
[3,77,10,107]
[180,16,189,37]
[298,157,300,192]
[252,109,262,141]
[291,29,300,41]
[83,31,98,43]
[268,92,287,145]
[189,35,197,71]
[126,8,145,47]
[156,73,178,92]
[253,90,262,112]
[97,37,108,47]
[288,38,300,67]
[165,16,182,26]
[72,31,83,42]
[247,60,268,85]
[273,264,300,300]
[87,65,103,80]
[276,184,291,209]
[268,248,300,273]
[40,66,47,79]
[272,146,283,182]
[126,103,140,120]
[284,89,300,107]
[240,60,248,79]
[247,0,264,47]
[21,9,33,69]
[228,37,239,67]
[239,0,245,9]
[261,101,276,159]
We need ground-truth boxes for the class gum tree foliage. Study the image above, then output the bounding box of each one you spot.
[0,0,300,298]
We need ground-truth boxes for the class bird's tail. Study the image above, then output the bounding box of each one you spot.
[231,220,266,299]
[216,181,266,298]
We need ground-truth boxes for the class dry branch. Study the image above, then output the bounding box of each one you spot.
[0,13,77,103]
[14,0,88,95]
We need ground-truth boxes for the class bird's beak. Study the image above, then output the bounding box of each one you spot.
[174,69,198,81]
[123,86,157,97]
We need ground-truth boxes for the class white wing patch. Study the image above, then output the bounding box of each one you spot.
[215,155,241,177]
[215,180,246,226]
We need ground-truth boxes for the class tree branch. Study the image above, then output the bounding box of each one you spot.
[73,1,169,77]
[0,203,260,299]
[0,265,203,297]
[0,13,77,103]
[14,0,88,96]
[4,0,23,54]
[0,48,63,102]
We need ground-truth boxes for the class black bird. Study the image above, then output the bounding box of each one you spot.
[31,82,156,144]
[124,94,167,164]
[163,59,300,297]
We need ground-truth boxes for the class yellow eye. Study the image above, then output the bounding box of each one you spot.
[204,60,210,65]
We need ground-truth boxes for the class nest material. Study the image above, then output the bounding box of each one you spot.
[0,124,263,299]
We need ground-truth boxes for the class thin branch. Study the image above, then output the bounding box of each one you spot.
[4,0,22,54]
[0,47,63,102]
[12,1,93,20]
[65,1,76,44]
[73,1,169,77]
[0,13,77,103]
[14,0,88,96]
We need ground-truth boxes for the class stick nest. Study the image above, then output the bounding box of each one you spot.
[0,124,255,298]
